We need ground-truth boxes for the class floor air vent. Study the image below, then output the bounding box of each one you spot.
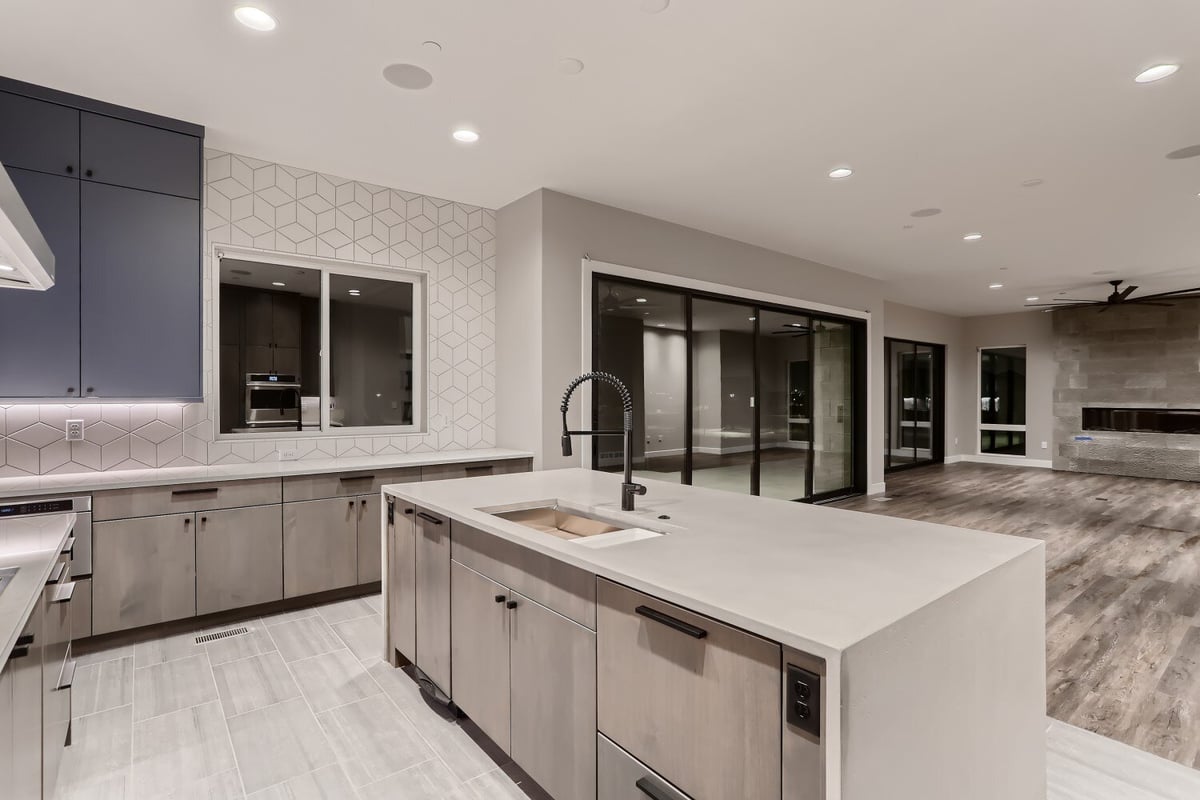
[195,626,250,645]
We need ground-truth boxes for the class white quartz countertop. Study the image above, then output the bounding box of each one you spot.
[0,449,532,500]
[0,512,75,663]
[384,468,1043,657]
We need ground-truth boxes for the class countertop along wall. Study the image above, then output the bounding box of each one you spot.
[0,150,498,476]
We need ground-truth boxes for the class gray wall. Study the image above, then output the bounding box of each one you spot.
[1053,299,1200,481]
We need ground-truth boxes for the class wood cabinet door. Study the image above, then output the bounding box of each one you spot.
[414,508,451,695]
[282,498,358,598]
[450,561,511,753]
[510,591,597,800]
[92,513,196,635]
[0,661,12,798]
[0,168,81,397]
[80,182,200,399]
[0,91,79,176]
[357,494,383,584]
[388,502,417,662]
[80,112,201,199]
[271,294,303,348]
[10,605,42,800]
[197,504,283,614]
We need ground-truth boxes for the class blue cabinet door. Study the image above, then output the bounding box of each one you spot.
[80,113,201,199]
[80,182,200,399]
[0,168,81,397]
[0,92,79,177]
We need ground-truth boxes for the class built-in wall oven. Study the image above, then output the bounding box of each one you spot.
[245,373,302,429]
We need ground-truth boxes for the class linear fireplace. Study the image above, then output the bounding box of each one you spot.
[1082,407,1200,435]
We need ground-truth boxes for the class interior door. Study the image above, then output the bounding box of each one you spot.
[810,319,855,498]
[690,298,757,495]
[756,309,812,501]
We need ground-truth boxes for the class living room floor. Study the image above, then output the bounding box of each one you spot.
[834,462,1200,768]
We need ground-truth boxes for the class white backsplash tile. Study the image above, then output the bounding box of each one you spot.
[0,149,497,475]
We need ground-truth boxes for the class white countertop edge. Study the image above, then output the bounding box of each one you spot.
[0,449,533,499]
[0,513,76,663]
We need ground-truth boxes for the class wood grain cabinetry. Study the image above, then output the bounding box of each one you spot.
[357,493,383,584]
[597,733,690,800]
[450,561,511,752]
[283,497,358,598]
[0,659,12,797]
[414,508,452,696]
[196,504,283,614]
[596,578,782,800]
[93,513,196,635]
[10,606,42,800]
[388,500,417,663]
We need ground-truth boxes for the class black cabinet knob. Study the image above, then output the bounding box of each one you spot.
[65,165,74,174]
[506,600,518,610]
[85,169,94,178]
[494,595,506,604]
[85,387,94,394]
[67,387,75,394]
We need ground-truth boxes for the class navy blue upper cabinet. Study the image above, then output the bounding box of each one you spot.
[0,168,81,397]
[80,182,201,399]
[0,77,203,401]
[0,91,79,176]
[81,113,201,199]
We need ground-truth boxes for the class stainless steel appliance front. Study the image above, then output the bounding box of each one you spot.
[245,373,301,429]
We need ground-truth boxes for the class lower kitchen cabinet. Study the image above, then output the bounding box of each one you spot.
[597,734,690,800]
[12,601,43,799]
[197,504,283,614]
[93,513,196,635]
[414,508,451,696]
[0,659,11,794]
[451,561,511,752]
[388,500,417,662]
[356,493,382,584]
[283,498,358,598]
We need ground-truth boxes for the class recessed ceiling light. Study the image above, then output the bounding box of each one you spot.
[452,128,480,144]
[989,283,1004,290]
[1134,64,1180,84]
[1092,270,1116,276]
[272,281,285,287]
[963,232,983,241]
[558,58,585,75]
[748,316,756,322]
[910,208,941,217]
[348,289,360,295]
[828,167,853,179]
[641,0,670,12]
[383,63,434,90]
[788,322,805,328]
[656,323,666,327]
[233,6,276,31]
[0,264,13,272]
[1026,296,1039,302]
[1021,178,1045,188]
[635,297,647,303]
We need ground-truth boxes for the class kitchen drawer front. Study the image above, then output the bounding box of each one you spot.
[94,478,281,520]
[596,579,782,800]
[419,458,531,482]
[282,467,420,502]
[71,576,93,639]
[598,733,691,800]
[451,520,596,629]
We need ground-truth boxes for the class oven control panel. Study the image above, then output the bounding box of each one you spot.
[0,498,77,517]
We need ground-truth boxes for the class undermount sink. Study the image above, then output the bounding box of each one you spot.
[480,502,666,547]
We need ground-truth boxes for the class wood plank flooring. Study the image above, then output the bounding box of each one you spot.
[834,462,1200,768]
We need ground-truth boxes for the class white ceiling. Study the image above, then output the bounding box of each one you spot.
[3,0,1199,316]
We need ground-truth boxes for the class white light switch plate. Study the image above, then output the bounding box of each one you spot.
[65,420,85,441]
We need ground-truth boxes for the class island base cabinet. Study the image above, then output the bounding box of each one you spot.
[197,505,283,614]
[93,513,196,635]
[450,561,511,753]
[414,509,451,696]
[510,590,597,800]
[388,501,416,663]
[357,493,382,584]
[12,600,43,799]
[283,498,358,598]
[596,579,781,800]
[0,660,11,797]
[597,734,689,800]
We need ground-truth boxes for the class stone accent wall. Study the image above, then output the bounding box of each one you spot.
[1053,298,1200,481]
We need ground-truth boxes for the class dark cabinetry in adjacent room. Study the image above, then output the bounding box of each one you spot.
[0,77,203,400]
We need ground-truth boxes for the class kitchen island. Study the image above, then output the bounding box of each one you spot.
[381,468,1045,800]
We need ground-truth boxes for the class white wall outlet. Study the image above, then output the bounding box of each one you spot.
[954,437,959,445]
[278,448,299,461]
[1041,441,1048,449]
[65,419,85,442]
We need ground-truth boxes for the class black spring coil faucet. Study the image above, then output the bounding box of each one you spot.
[559,372,647,511]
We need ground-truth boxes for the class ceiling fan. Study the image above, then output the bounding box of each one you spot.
[599,285,663,312]
[1025,280,1200,312]
[768,321,828,337]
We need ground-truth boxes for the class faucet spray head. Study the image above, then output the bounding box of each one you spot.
[561,434,573,458]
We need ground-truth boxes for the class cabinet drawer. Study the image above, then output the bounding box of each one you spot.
[282,467,420,502]
[598,733,690,800]
[452,520,596,629]
[0,91,79,176]
[80,112,201,198]
[71,576,92,639]
[596,579,781,800]
[420,458,531,482]
[94,478,281,520]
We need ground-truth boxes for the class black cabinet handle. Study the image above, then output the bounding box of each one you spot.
[183,517,191,526]
[635,777,675,800]
[340,474,375,482]
[361,499,368,506]
[635,605,708,639]
[494,595,506,604]
[16,633,33,647]
[403,508,414,515]
[172,487,218,497]
[85,387,94,394]
[200,515,207,525]
[416,512,443,525]
[506,600,518,610]
[67,387,76,394]
[10,646,30,659]
[85,169,93,177]
[65,165,74,174]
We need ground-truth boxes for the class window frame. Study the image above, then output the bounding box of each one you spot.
[212,244,427,440]
[976,344,1027,457]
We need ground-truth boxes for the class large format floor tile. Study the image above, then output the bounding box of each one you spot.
[133,654,219,721]
[267,616,344,663]
[289,648,381,713]
[213,651,302,718]
[226,697,338,794]
[317,696,435,786]
[130,701,237,798]
[73,656,134,717]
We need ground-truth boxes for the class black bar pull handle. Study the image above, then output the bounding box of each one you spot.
[494,595,506,604]
[172,487,219,497]
[416,512,443,525]
[16,633,33,647]
[506,600,519,610]
[340,474,375,481]
[635,605,708,639]
[635,777,675,800]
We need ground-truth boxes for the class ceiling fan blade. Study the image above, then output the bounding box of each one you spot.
[1024,302,1096,310]
[1118,285,1138,300]
[1128,287,1200,301]
[1124,301,1175,307]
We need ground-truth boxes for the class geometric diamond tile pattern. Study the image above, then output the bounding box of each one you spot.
[0,149,496,476]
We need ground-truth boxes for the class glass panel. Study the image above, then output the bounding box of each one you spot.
[981,430,1026,455]
[909,344,934,462]
[218,258,320,433]
[594,279,686,482]
[980,347,1026,426]
[811,319,855,495]
[329,274,414,428]
[691,298,756,495]
[757,309,811,500]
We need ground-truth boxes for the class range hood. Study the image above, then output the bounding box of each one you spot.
[0,161,55,290]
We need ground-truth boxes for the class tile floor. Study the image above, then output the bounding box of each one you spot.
[55,594,535,800]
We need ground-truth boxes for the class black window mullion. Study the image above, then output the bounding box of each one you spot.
[684,293,693,486]
[751,308,760,497]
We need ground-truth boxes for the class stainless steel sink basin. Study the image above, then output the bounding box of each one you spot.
[0,566,18,600]
[488,505,627,541]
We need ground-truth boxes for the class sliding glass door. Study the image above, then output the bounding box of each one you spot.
[885,338,945,471]
[592,274,866,501]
